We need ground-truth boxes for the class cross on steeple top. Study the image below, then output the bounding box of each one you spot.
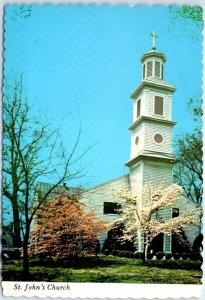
[151,31,158,50]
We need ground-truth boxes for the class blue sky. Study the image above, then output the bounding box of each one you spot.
[4,4,203,188]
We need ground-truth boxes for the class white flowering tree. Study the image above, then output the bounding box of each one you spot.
[109,182,201,261]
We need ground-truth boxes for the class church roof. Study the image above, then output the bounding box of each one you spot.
[35,175,129,197]
[34,182,83,201]
[84,174,129,192]
[141,49,167,63]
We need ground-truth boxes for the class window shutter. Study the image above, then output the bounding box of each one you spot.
[155,61,160,77]
[147,61,153,77]
[164,234,172,253]
[161,64,164,79]
[137,99,141,118]
[154,96,163,115]
[143,64,145,79]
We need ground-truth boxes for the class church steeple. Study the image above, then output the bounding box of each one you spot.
[125,33,176,195]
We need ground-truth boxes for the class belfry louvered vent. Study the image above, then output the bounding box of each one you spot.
[154,96,163,115]
[155,61,160,77]
[147,61,153,77]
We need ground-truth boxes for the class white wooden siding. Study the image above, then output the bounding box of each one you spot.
[131,124,144,158]
[144,122,172,154]
[80,175,130,248]
[81,175,129,221]
[130,162,143,195]
[132,90,172,121]
[177,196,200,247]
[158,207,172,220]
[143,162,172,185]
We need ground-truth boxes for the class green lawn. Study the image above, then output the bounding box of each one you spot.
[2,255,202,284]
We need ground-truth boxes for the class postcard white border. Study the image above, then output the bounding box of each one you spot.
[1,282,203,298]
[1,0,204,300]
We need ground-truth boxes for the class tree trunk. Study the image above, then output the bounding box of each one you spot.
[144,242,149,261]
[143,235,146,262]
[143,234,149,262]
[12,203,22,247]
[23,227,30,279]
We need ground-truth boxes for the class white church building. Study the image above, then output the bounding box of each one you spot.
[36,33,200,254]
[80,33,200,253]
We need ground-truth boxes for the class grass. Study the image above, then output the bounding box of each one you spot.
[2,255,202,284]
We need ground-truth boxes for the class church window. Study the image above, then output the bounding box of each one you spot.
[143,64,145,79]
[135,136,139,145]
[154,96,163,116]
[153,133,163,144]
[104,202,120,215]
[155,61,160,78]
[172,208,179,218]
[147,61,153,77]
[137,99,141,118]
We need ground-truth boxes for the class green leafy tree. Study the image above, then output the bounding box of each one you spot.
[174,98,203,204]
[169,6,203,23]
[168,6,203,41]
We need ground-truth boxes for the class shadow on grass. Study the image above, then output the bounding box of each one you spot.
[29,255,135,269]
[2,268,73,282]
[143,260,202,271]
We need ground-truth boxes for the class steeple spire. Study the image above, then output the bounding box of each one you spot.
[150,31,158,50]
